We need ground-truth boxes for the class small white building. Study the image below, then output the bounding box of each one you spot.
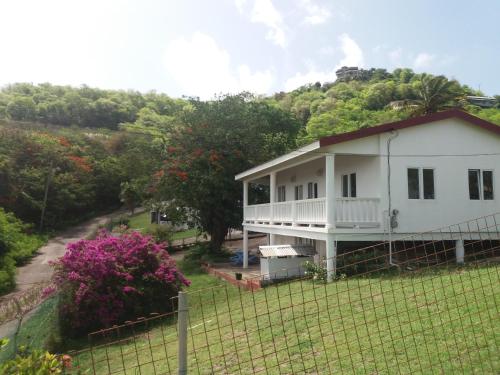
[235,110,500,279]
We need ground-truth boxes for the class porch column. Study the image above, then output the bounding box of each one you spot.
[243,180,249,206]
[243,229,249,268]
[270,171,276,224]
[325,154,336,228]
[243,180,248,223]
[326,234,336,282]
[269,233,276,245]
[455,239,465,265]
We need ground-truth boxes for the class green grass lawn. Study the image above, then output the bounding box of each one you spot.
[127,211,152,232]
[128,212,202,240]
[70,264,500,374]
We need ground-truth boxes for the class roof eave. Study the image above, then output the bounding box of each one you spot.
[235,141,320,181]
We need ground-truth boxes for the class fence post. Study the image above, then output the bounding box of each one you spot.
[178,291,188,375]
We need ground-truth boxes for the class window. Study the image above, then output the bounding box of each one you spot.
[350,173,357,198]
[307,182,318,199]
[294,185,303,200]
[469,169,494,200]
[341,173,357,198]
[423,169,435,199]
[408,168,435,200]
[483,171,494,200]
[277,185,286,202]
[468,170,480,200]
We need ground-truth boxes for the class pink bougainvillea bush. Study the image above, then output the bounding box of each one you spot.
[51,230,190,336]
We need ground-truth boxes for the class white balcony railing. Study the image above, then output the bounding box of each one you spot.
[243,197,380,228]
[335,198,380,226]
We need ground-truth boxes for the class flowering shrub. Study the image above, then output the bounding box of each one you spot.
[51,230,190,336]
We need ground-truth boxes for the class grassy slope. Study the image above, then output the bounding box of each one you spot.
[128,211,201,240]
[71,264,500,374]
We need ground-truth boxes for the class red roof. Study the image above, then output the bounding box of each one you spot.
[319,109,500,147]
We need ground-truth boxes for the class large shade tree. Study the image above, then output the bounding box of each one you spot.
[154,93,300,251]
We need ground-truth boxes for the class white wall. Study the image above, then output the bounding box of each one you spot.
[276,158,325,200]
[334,155,381,198]
[274,155,380,200]
[379,118,500,232]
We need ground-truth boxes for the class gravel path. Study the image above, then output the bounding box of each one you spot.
[12,211,123,292]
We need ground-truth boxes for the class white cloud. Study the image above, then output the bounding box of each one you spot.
[337,33,364,68]
[319,46,335,56]
[164,32,274,99]
[388,47,403,65]
[234,0,247,13]
[298,0,331,25]
[284,69,333,91]
[250,0,287,47]
[413,52,435,69]
[284,33,363,90]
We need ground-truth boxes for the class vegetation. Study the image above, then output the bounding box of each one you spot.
[49,230,190,336]
[0,297,60,364]
[0,208,45,293]
[153,93,300,251]
[0,349,69,374]
[0,68,499,251]
[0,124,162,231]
[69,264,499,374]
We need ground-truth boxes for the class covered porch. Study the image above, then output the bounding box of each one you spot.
[242,153,384,229]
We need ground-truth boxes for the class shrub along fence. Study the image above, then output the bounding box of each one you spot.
[68,213,499,374]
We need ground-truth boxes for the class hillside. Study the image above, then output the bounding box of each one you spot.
[0,67,499,235]
[1,68,499,143]
[266,67,500,144]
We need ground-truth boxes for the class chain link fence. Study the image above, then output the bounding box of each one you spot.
[65,213,500,373]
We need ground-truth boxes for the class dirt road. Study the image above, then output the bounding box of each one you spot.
[13,211,123,292]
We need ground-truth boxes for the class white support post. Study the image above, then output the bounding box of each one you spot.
[177,291,188,375]
[455,239,465,265]
[243,229,249,268]
[243,180,249,206]
[325,154,336,229]
[270,172,276,223]
[326,234,336,282]
[269,233,276,245]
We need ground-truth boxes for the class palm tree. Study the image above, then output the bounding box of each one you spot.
[410,74,463,116]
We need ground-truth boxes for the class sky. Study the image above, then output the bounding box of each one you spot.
[0,0,499,99]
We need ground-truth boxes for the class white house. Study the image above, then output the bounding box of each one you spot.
[235,110,500,280]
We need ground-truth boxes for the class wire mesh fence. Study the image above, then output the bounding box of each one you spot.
[69,213,500,374]
[0,281,55,362]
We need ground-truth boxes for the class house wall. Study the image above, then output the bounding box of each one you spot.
[276,158,325,200]
[245,116,500,237]
[274,155,381,200]
[334,155,381,198]
[376,118,500,233]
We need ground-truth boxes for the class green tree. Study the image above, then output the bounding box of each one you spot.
[410,74,463,115]
[6,96,37,121]
[155,94,299,251]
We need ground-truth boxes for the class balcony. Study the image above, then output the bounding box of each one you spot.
[244,197,381,228]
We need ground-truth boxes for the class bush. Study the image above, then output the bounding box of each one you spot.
[51,230,190,336]
[145,224,174,245]
[0,208,45,294]
[183,243,230,265]
[0,348,70,374]
[303,261,327,282]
